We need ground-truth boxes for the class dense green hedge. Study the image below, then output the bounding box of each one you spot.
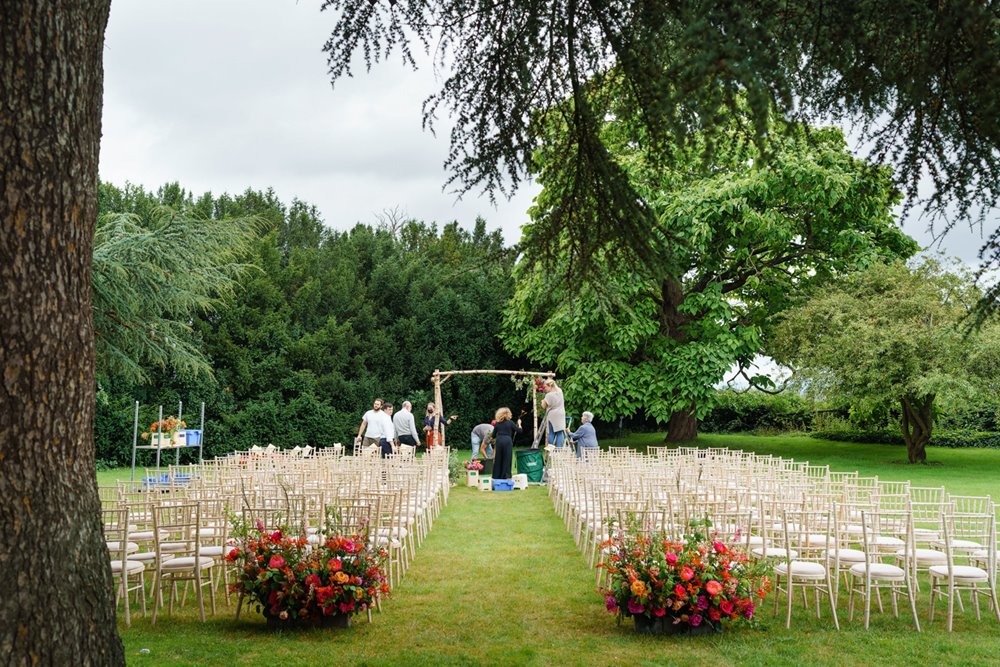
[700,390,815,434]
[810,429,1000,449]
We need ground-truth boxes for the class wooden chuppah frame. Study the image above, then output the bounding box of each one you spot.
[430,369,556,447]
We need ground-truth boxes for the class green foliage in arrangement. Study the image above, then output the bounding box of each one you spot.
[502,102,916,442]
[94,182,525,465]
[772,257,1000,463]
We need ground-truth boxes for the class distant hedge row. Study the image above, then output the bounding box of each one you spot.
[810,429,1000,449]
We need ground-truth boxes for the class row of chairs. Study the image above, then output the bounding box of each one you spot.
[100,445,451,625]
[548,447,999,632]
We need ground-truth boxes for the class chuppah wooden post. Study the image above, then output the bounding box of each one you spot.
[532,380,539,445]
[432,370,444,448]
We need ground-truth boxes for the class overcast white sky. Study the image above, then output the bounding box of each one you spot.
[100,0,992,261]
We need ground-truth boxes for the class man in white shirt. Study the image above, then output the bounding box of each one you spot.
[375,403,397,458]
[393,400,419,448]
[357,397,384,448]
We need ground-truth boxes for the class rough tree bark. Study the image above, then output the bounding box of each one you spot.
[900,394,934,464]
[0,2,123,664]
[659,277,698,443]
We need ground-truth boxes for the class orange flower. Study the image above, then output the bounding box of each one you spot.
[630,580,648,597]
[334,571,349,584]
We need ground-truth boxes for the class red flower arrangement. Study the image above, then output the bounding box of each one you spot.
[599,518,772,634]
[226,515,389,627]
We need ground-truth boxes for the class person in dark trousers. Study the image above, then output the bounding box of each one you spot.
[491,407,522,480]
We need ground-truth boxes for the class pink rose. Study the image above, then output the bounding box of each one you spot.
[713,541,728,554]
[674,584,687,598]
[653,606,667,617]
[720,599,735,615]
[268,555,286,570]
[690,613,703,627]
[327,557,342,572]
[627,598,645,615]
[679,567,694,581]
[705,580,723,596]
[665,552,678,565]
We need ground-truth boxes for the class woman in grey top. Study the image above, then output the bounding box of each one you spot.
[542,379,567,448]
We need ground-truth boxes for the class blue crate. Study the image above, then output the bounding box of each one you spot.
[492,478,514,492]
[181,429,202,446]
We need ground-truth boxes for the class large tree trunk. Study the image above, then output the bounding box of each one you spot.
[900,394,934,464]
[659,277,699,442]
[0,2,123,664]
[665,408,698,442]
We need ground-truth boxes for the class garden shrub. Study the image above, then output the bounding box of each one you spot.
[700,390,814,434]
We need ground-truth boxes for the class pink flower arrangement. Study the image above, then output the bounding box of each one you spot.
[599,518,772,633]
[464,459,484,471]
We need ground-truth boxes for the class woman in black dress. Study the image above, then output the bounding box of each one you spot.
[491,407,522,480]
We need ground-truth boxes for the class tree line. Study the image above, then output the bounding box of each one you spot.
[95,182,529,465]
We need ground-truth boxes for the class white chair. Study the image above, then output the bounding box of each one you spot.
[773,507,840,629]
[151,502,216,623]
[929,512,1000,631]
[847,510,920,630]
[103,506,146,625]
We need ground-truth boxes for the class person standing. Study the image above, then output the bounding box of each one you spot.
[471,422,494,460]
[423,402,457,450]
[569,411,599,459]
[375,403,396,458]
[393,400,419,449]
[356,397,384,448]
[541,379,567,448]
[491,408,522,480]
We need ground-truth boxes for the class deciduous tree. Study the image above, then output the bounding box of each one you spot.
[771,258,999,463]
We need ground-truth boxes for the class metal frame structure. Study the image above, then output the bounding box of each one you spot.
[129,400,206,480]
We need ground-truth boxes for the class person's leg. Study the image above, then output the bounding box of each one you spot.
[471,434,481,460]
[549,422,565,448]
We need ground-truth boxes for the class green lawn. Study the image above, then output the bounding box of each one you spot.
[103,434,1000,666]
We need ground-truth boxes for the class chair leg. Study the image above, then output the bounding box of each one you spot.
[786,579,794,629]
[827,574,840,630]
[196,571,206,622]
[907,577,921,632]
[121,574,131,627]
[947,580,955,632]
[863,578,871,629]
[208,569,217,616]
[848,579,856,622]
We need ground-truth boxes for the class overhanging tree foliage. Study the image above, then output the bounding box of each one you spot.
[771,258,1000,463]
[321,1,1000,285]
[93,199,258,385]
[502,107,916,440]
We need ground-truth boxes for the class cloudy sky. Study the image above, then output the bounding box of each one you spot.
[100,0,992,261]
